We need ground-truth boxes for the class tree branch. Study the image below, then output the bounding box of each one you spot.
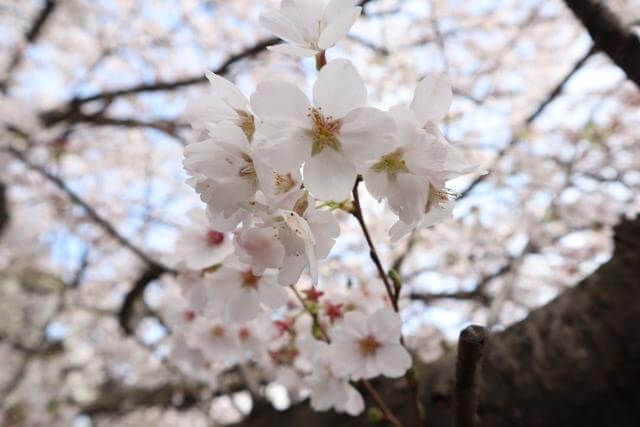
[458,45,595,199]
[563,0,640,88]
[4,144,173,274]
[454,325,488,427]
[118,265,166,335]
[39,37,279,127]
[0,180,8,236]
[1,0,57,93]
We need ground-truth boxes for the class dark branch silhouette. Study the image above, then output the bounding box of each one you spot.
[563,0,640,88]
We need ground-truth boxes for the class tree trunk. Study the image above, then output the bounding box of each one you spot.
[236,215,640,427]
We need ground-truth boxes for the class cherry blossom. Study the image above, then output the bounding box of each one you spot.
[365,74,480,239]
[251,58,396,201]
[171,208,233,270]
[183,123,267,220]
[331,308,412,380]
[186,71,256,141]
[271,193,340,285]
[260,0,362,57]
[301,340,365,415]
[185,318,240,367]
[363,111,447,226]
[203,262,288,323]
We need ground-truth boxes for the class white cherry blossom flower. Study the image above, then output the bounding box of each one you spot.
[234,223,285,275]
[331,308,412,380]
[363,111,448,225]
[171,207,233,270]
[400,73,479,183]
[170,334,218,386]
[186,71,256,142]
[234,191,339,285]
[373,74,479,239]
[260,0,362,57]
[388,185,456,242]
[183,122,272,220]
[186,318,239,367]
[251,58,396,201]
[204,262,288,323]
[301,339,365,416]
[273,193,340,285]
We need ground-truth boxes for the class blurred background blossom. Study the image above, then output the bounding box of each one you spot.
[1,0,640,425]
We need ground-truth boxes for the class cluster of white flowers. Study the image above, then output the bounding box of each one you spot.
[163,0,478,417]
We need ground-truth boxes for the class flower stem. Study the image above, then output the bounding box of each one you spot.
[362,379,404,427]
[351,176,398,311]
[290,285,330,342]
[351,176,425,427]
[315,50,327,70]
[291,285,404,424]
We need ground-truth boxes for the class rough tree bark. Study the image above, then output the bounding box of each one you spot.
[233,215,640,427]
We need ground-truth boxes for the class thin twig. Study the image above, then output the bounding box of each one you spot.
[351,176,423,426]
[457,45,595,200]
[290,286,330,342]
[351,176,397,310]
[1,0,57,93]
[362,379,404,427]
[4,145,173,274]
[291,286,405,425]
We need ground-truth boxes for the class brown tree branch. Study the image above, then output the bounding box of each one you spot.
[458,46,595,199]
[1,0,57,93]
[563,0,640,88]
[454,325,488,427]
[4,144,173,274]
[39,37,279,127]
[118,265,165,335]
[0,180,8,235]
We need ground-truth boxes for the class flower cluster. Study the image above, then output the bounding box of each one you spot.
[164,0,479,418]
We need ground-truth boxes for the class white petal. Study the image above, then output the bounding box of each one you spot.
[277,252,307,285]
[234,226,284,270]
[410,73,452,125]
[285,0,325,41]
[330,340,363,377]
[342,383,365,416]
[403,131,448,177]
[323,0,359,23]
[253,126,312,172]
[259,11,306,44]
[307,209,340,258]
[338,310,369,339]
[376,344,412,378]
[339,107,396,165]
[185,249,221,270]
[363,167,391,202]
[303,148,356,201]
[228,289,261,323]
[268,43,318,57]
[389,218,414,242]
[251,80,310,125]
[214,181,257,219]
[280,209,319,283]
[368,308,402,343]
[313,58,366,118]
[310,381,337,411]
[318,7,361,50]
[422,199,454,227]
[207,209,245,232]
[387,174,428,225]
[258,280,288,310]
[204,72,249,111]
